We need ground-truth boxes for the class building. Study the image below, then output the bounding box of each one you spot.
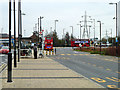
[0,33,14,46]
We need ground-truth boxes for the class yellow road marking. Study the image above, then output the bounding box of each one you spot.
[104,59,117,62]
[79,54,83,55]
[91,77,106,83]
[0,64,5,69]
[92,64,96,67]
[73,54,77,55]
[88,63,91,65]
[84,54,89,55]
[116,71,120,74]
[107,85,117,88]
[60,54,65,55]
[2,64,6,69]
[67,54,71,55]
[106,69,111,71]
[0,64,6,71]
[106,77,120,82]
[98,66,104,69]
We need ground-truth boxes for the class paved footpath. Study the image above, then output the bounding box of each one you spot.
[1,56,103,88]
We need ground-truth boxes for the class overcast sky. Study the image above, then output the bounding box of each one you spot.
[0,0,120,39]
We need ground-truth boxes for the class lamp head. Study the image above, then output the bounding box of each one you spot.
[109,3,114,5]
[55,20,58,22]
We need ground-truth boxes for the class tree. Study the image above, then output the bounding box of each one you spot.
[52,31,59,46]
[65,32,70,46]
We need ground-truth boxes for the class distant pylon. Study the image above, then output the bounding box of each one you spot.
[82,11,92,39]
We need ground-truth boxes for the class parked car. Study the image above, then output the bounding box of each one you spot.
[0,46,9,54]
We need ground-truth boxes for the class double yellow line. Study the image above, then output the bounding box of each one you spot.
[0,64,7,72]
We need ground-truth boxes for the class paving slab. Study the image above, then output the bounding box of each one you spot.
[1,56,103,88]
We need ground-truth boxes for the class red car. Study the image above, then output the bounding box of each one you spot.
[0,46,9,54]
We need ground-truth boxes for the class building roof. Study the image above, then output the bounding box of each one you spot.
[0,33,9,38]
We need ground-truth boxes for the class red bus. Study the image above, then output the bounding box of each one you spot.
[44,37,53,50]
[71,39,90,47]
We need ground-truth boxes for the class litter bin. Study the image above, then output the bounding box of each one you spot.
[34,44,37,59]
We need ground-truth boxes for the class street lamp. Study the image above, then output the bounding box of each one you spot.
[91,19,96,50]
[70,26,73,39]
[39,16,44,53]
[38,18,39,44]
[77,22,82,40]
[109,2,118,57]
[89,25,92,40]
[8,0,12,82]
[54,20,58,33]
[18,0,26,62]
[97,21,102,54]
[13,0,17,67]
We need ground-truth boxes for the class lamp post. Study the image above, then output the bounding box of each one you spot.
[38,18,39,44]
[63,28,65,39]
[77,22,82,40]
[18,0,20,62]
[97,21,102,54]
[54,20,58,33]
[89,25,91,40]
[91,19,96,50]
[109,2,118,57]
[13,0,16,67]
[39,16,44,52]
[7,0,12,82]
[18,0,25,62]
[70,26,73,39]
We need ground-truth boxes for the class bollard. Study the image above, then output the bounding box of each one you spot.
[7,52,12,82]
[49,50,51,55]
[55,48,56,55]
[46,50,47,56]
[43,50,44,55]
[52,50,54,55]
[34,45,37,59]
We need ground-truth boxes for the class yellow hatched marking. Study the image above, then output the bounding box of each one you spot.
[106,77,120,82]
[2,64,6,69]
[107,85,117,88]
[91,77,106,83]
[0,64,4,69]
[0,64,6,71]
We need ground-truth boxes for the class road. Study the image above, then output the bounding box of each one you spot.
[0,49,14,73]
[48,47,120,88]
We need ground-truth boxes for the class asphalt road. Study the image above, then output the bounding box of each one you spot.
[0,49,14,73]
[48,47,120,88]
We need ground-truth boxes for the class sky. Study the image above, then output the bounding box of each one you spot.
[0,0,120,39]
